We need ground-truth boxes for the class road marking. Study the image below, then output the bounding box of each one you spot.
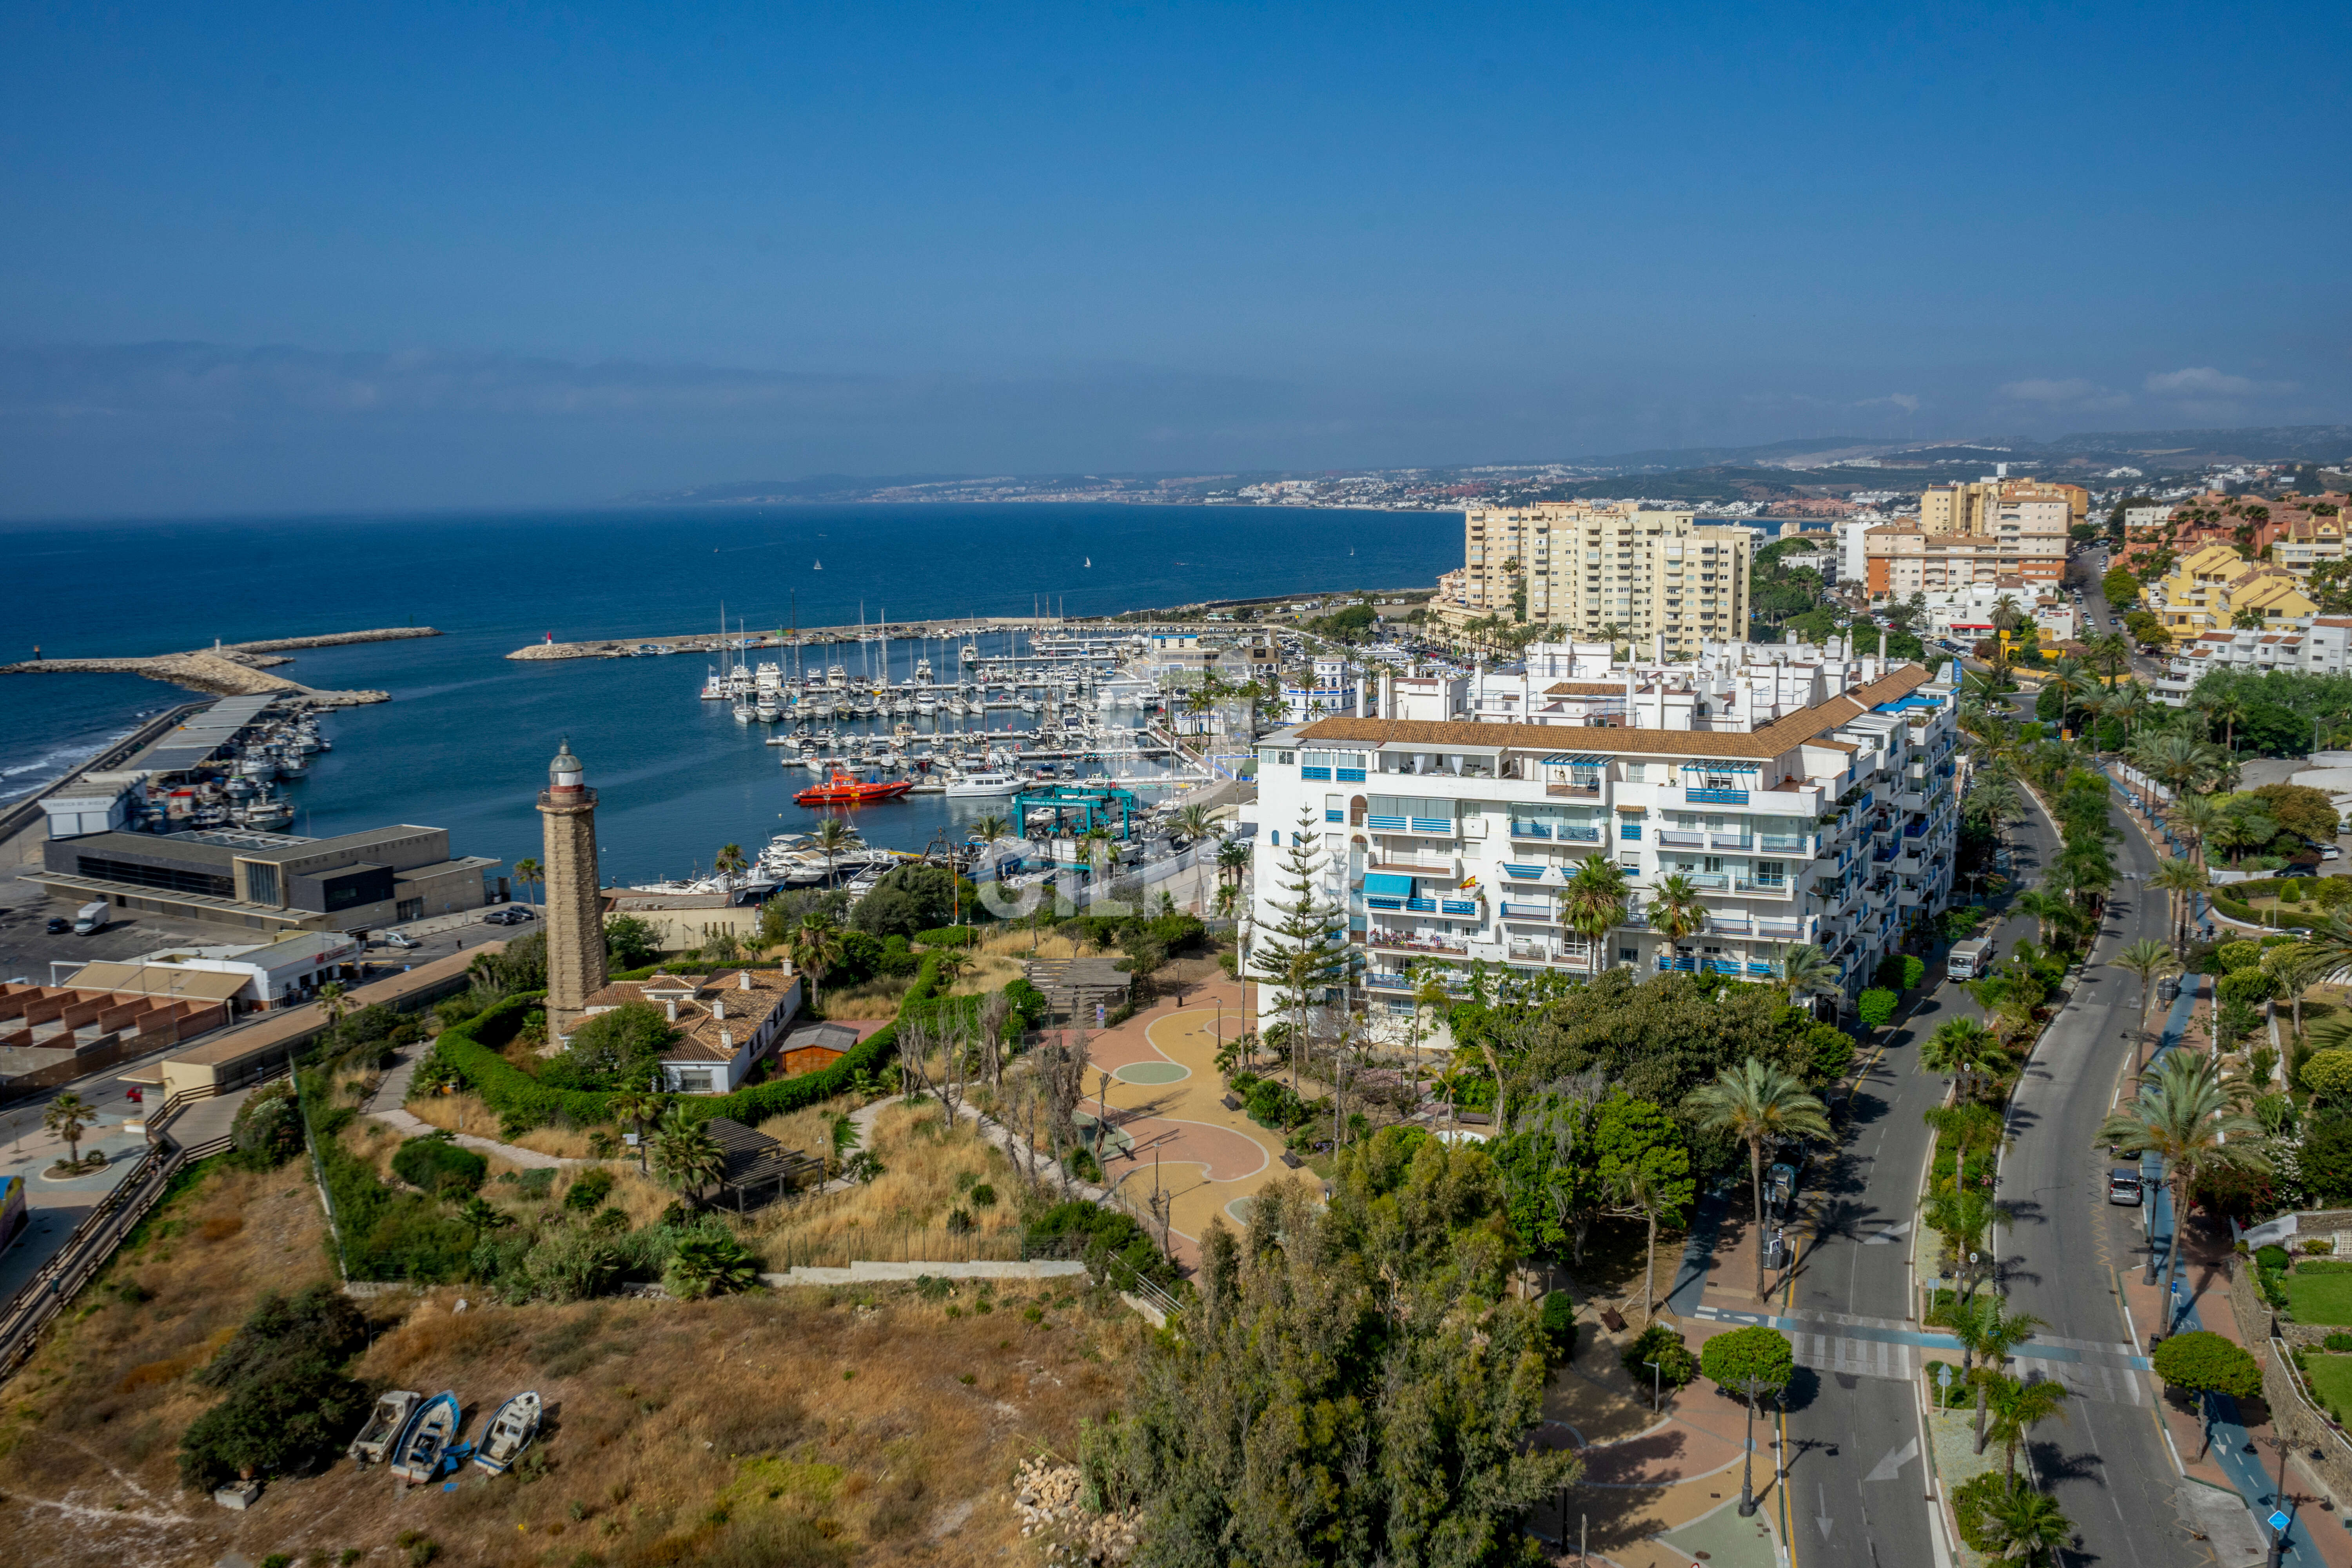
[1864,1437,1919,1483]
[1817,1481,1834,1541]
[1862,1220,1912,1245]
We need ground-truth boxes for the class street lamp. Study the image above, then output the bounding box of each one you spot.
[1730,1374,1779,1517]
[1643,1359,1663,1414]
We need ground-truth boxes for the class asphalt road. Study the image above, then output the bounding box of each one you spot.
[1780,717,2206,1568]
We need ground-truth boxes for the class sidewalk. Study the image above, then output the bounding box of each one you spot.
[359,1045,581,1170]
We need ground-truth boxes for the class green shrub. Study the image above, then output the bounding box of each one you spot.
[2257,1244,2292,1272]
[1857,988,1898,1031]
[392,1136,488,1198]
[913,926,976,947]
[2150,1329,2263,1401]
[1024,1200,1178,1289]
[1699,1324,1794,1395]
[2218,967,2276,1009]
[297,1076,473,1281]
[1538,1291,1577,1362]
[563,1168,615,1213]
[228,1081,303,1171]
[177,1285,372,1491]
[1951,1472,2034,1553]
[1902,955,1926,991]
[1619,1324,1695,1391]
[2323,1332,2352,1352]
[2304,1050,2352,1102]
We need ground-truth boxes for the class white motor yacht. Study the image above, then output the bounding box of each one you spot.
[946,769,1021,798]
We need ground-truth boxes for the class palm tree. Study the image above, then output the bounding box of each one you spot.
[811,817,855,887]
[1929,1292,2045,1453]
[1985,1374,2070,1480]
[317,979,350,1031]
[1608,1160,1682,1326]
[1648,871,1709,950]
[712,842,748,887]
[2167,792,2227,867]
[610,1089,664,1173]
[1979,1482,2071,1565]
[2131,731,2227,804]
[2014,889,2074,948]
[1777,943,1840,1006]
[2046,658,2094,733]
[42,1091,95,1168]
[2109,939,2178,1069]
[1688,1058,1833,1298]
[2150,858,2209,956]
[1172,802,1216,845]
[789,913,845,1008]
[2099,1050,2270,1303]
[513,856,544,909]
[1561,854,1630,978]
[1217,839,1253,893]
[650,1107,727,1209]
[1920,1016,2009,1100]
[970,811,1011,845]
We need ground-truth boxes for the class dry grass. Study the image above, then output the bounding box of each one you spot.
[0,1154,1134,1568]
[816,975,916,1022]
[977,929,1089,963]
[742,1102,1023,1269]
[946,951,1026,996]
[407,1089,602,1158]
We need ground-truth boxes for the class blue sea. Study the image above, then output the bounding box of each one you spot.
[0,504,1459,884]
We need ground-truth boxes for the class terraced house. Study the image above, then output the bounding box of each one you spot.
[1250,646,1960,1027]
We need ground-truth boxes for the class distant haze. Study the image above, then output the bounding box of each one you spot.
[2,4,2346,518]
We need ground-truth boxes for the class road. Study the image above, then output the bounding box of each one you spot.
[1776,717,2206,1568]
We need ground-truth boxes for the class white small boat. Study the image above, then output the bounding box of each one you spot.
[350,1389,422,1467]
[389,1391,462,1485]
[472,1391,542,1476]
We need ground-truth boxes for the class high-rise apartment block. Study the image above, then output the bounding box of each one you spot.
[1865,479,2072,598]
[1454,501,1752,655]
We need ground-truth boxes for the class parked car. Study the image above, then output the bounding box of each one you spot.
[486,905,536,926]
[2107,1169,2143,1206]
[2323,845,2342,861]
[380,929,422,949]
[45,916,70,934]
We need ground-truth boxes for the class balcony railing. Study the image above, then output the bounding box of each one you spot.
[1546,782,1602,798]
[1686,788,1749,806]
[1366,932,1468,956]
[1658,829,1705,848]
[1757,834,1807,852]
[1368,814,1456,835]
[1498,901,1557,920]
[1709,833,1752,850]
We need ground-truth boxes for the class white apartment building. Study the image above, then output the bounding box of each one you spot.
[1250,648,1960,1024]
[2153,617,2352,706]
[1455,501,1753,655]
[1911,584,2076,644]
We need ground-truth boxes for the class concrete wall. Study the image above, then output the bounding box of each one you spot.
[2226,1256,2352,1506]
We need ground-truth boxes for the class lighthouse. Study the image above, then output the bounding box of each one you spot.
[537,739,607,1039]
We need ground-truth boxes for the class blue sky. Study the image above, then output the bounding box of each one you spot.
[2,1,2347,515]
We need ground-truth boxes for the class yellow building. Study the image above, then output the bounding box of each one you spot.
[1919,478,2087,537]
[2151,543,2318,632]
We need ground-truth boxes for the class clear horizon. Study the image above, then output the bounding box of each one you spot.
[3,1,2347,517]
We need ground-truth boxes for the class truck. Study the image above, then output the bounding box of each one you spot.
[1948,937,1995,980]
[72,900,109,936]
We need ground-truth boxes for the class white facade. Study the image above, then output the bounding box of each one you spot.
[1913,585,2076,644]
[2153,617,2352,706]
[1249,659,1960,1020]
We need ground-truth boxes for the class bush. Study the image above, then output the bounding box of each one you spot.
[2304,1050,2352,1102]
[1902,955,1926,991]
[2218,967,2276,1009]
[1857,989,1898,1031]
[2218,940,2264,971]
[539,999,674,1093]
[1620,1324,1695,1391]
[1025,1200,1178,1289]
[177,1285,372,1491]
[2150,1330,2263,1401]
[1539,1291,1577,1362]
[1951,1472,2035,1554]
[563,1167,615,1213]
[228,1081,303,1170]
[2323,1332,2352,1353]
[849,864,973,938]
[392,1136,488,1198]
[2256,1244,2292,1272]
[914,926,976,947]
[297,1075,473,1281]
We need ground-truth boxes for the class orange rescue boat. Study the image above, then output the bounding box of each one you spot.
[794,768,915,807]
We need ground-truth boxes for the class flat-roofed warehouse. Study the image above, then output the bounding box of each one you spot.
[29,823,501,935]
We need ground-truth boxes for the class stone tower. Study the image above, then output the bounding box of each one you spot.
[538,739,607,1038]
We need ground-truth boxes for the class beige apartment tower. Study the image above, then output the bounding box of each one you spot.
[538,739,607,1037]
[1457,500,1752,655]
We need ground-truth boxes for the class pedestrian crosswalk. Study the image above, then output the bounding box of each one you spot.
[1688,1304,2149,1404]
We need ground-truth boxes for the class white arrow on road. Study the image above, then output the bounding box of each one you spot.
[1864,1437,1920,1482]
[1862,1220,1913,1246]
[1816,1482,1834,1541]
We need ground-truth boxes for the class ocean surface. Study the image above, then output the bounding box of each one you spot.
[0,504,1459,885]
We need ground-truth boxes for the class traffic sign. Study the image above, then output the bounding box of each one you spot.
[2269,1510,2290,1532]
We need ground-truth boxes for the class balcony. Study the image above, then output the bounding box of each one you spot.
[1730,877,1793,898]
[1369,858,1457,878]
[1498,901,1557,921]
[1757,833,1808,853]
[1366,931,1468,957]
[1546,782,1603,798]
[1896,791,1928,813]
[1709,832,1752,851]
[1367,815,1457,836]
[1686,787,1749,806]
[1658,829,1706,849]
[1755,915,1805,939]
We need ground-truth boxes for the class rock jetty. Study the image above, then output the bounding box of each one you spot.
[0,627,438,705]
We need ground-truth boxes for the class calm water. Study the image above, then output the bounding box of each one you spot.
[0,504,1457,883]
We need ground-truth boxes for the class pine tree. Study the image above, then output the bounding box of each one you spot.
[1249,807,1351,1096]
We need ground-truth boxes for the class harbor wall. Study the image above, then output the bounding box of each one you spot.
[0,701,207,870]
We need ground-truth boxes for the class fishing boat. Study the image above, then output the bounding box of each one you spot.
[472,1391,542,1476]
[388,1391,463,1485]
[794,768,915,808]
[349,1390,423,1467]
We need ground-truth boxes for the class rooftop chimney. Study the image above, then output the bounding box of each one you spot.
[714,996,726,1020]
[720,1027,733,1053]
[738,970,751,991]
[665,999,678,1023]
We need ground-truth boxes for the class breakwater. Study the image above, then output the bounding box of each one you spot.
[0,627,439,704]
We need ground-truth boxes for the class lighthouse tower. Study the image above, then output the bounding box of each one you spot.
[538,739,607,1038]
